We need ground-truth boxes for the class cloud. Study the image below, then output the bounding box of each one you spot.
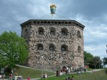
[61,0,107,19]
[72,13,107,44]
[85,44,107,58]
[72,12,107,59]
[0,0,52,35]
[0,0,107,58]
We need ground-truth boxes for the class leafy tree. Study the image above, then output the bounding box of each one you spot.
[84,51,94,66]
[103,57,107,66]
[90,56,102,69]
[0,31,28,68]
[84,51,102,69]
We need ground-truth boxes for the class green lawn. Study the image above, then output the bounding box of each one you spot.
[14,66,55,79]
[13,66,107,80]
[39,69,107,80]
[86,68,93,71]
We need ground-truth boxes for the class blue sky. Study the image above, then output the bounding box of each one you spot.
[0,0,107,58]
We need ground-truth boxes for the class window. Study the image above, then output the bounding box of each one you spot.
[50,27,55,35]
[78,46,81,53]
[25,29,28,34]
[38,27,44,35]
[77,30,81,38]
[61,44,68,51]
[25,29,28,32]
[61,28,68,35]
[49,44,55,51]
[37,44,43,50]
[24,29,28,37]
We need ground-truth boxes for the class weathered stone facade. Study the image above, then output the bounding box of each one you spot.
[21,19,85,71]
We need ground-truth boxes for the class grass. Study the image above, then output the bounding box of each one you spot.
[39,69,107,80]
[12,66,107,80]
[86,68,93,71]
[14,66,55,79]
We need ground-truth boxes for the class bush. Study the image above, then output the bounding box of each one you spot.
[105,69,107,74]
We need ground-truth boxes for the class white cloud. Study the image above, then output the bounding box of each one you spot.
[91,31,106,38]
[85,44,107,58]
[26,1,50,17]
[73,13,107,59]
[72,14,107,43]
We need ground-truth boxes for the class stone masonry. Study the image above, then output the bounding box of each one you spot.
[20,19,85,71]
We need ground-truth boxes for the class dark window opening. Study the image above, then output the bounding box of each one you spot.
[38,27,44,35]
[24,29,28,37]
[78,46,81,53]
[37,44,43,50]
[61,45,68,51]
[50,27,55,35]
[61,28,68,35]
[49,44,55,51]
[25,29,28,32]
[77,30,81,38]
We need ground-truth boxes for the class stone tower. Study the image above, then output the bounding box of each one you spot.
[21,19,85,70]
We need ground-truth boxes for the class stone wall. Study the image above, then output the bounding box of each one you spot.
[21,20,85,71]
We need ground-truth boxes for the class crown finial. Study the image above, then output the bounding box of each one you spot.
[50,4,56,15]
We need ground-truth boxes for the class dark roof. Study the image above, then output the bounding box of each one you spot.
[20,19,85,29]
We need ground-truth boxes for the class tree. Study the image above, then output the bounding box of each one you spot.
[103,57,107,66]
[84,51,94,66]
[84,51,102,69]
[90,56,102,69]
[0,31,28,68]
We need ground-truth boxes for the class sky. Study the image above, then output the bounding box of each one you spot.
[0,0,107,59]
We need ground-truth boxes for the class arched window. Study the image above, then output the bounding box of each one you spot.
[78,46,81,53]
[38,27,44,35]
[50,27,55,35]
[37,44,43,50]
[77,30,81,38]
[24,28,28,36]
[23,29,28,38]
[25,29,28,33]
[61,28,68,35]
[61,44,68,51]
[49,44,55,51]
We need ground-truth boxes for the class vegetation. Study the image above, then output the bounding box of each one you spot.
[86,68,93,71]
[90,56,102,69]
[14,66,55,79]
[84,51,93,66]
[0,31,28,70]
[84,51,102,69]
[40,69,107,80]
[103,57,107,66]
[0,31,105,80]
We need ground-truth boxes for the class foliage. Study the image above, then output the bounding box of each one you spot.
[103,57,107,66]
[0,31,28,68]
[89,56,102,69]
[84,51,93,66]
[84,51,102,69]
[105,68,107,74]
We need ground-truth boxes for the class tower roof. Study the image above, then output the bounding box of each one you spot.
[20,19,85,29]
